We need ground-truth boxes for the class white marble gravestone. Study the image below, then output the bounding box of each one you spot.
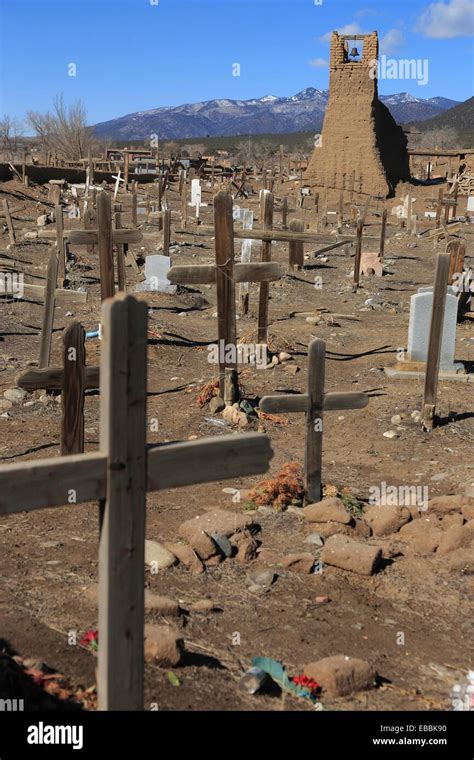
[191,179,201,207]
[135,254,177,294]
[407,287,458,369]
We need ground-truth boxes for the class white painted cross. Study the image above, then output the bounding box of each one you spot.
[112,171,125,200]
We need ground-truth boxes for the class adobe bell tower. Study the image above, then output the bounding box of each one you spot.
[305,31,410,198]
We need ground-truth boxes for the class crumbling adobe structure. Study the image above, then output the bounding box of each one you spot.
[305,31,410,198]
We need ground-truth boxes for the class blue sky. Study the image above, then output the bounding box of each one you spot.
[0,0,472,126]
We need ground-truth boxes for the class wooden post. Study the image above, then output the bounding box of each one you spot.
[337,191,344,232]
[434,187,443,249]
[289,219,304,271]
[84,206,95,253]
[55,204,66,287]
[114,212,126,292]
[163,208,171,256]
[305,339,325,502]
[38,252,59,368]
[157,176,163,208]
[421,252,451,432]
[22,149,27,185]
[124,151,130,190]
[281,196,288,229]
[88,148,94,187]
[452,181,459,219]
[97,192,115,301]
[98,294,148,710]
[379,208,387,261]
[2,200,16,245]
[353,219,363,290]
[214,191,238,403]
[181,182,188,228]
[61,322,85,455]
[447,239,465,286]
[320,188,327,230]
[132,182,138,228]
[257,190,274,344]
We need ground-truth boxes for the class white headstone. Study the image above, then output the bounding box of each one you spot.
[135,255,176,294]
[191,179,201,207]
[467,196,474,212]
[407,289,457,369]
[239,209,254,296]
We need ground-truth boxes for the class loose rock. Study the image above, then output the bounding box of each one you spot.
[180,510,254,539]
[190,599,219,613]
[236,536,259,564]
[303,497,352,524]
[248,569,275,587]
[177,524,217,560]
[3,388,27,403]
[304,655,376,696]
[164,543,204,574]
[144,539,178,570]
[282,553,315,574]
[144,624,184,666]
[437,525,470,555]
[145,592,181,617]
[364,505,411,536]
[321,534,382,575]
[209,396,225,414]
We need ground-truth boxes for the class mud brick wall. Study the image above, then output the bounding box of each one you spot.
[305,32,410,198]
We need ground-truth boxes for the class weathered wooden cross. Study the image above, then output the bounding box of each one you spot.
[421,251,451,432]
[17,321,98,454]
[0,293,273,710]
[260,338,369,502]
[68,192,142,299]
[167,190,282,403]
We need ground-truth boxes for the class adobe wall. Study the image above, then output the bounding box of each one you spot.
[305,32,410,198]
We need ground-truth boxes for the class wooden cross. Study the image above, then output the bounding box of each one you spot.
[0,293,273,710]
[68,192,142,300]
[259,338,369,502]
[17,321,96,454]
[167,191,282,403]
[421,252,451,432]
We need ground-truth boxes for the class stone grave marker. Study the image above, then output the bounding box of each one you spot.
[407,287,459,371]
[135,254,177,294]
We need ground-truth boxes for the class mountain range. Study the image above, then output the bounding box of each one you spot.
[93,88,460,141]
[407,96,474,137]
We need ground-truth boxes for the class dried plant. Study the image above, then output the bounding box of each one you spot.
[245,462,304,511]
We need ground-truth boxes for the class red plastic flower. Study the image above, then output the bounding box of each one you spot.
[80,630,99,651]
[292,674,320,695]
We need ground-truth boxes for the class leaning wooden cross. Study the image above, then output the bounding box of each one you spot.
[68,192,142,299]
[0,293,273,711]
[259,338,369,502]
[17,321,98,455]
[167,190,282,403]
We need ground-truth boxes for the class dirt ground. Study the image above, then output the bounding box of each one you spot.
[0,173,473,711]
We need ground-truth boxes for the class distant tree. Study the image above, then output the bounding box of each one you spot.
[411,127,460,152]
[27,95,98,161]
[0,115,24,158]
